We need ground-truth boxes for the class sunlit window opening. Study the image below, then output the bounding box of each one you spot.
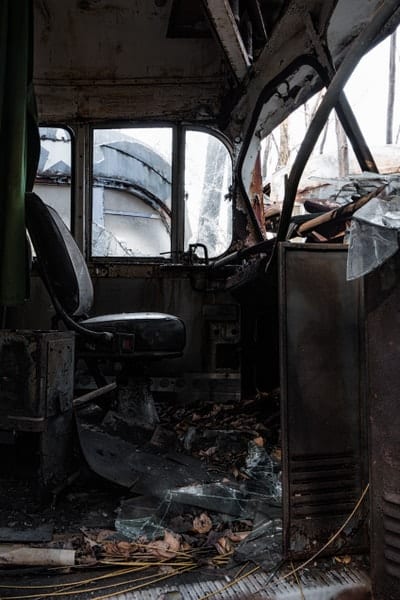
[260,25,400,219]
[34,127,72,229]
[92,128,173,258]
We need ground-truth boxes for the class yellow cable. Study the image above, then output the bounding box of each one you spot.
[0,566,144,590]
[1,486,369,600]
[99,560,193,567]
[291,561,305,600]
[279,483,370,583]
[0,565,193,600]
[196,564,261,600]
[196,483,369,599]
[233,561,250,579]
[91,565,197,600]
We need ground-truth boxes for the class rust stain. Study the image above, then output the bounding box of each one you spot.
[248,151,265,231]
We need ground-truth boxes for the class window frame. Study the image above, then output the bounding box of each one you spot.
[34,124,75,235]
[88,122,234,264]
[183,125,234,259]
[237,55,379,242]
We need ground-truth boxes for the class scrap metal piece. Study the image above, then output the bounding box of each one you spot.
[76,420,210,494]
[0,524,53,543]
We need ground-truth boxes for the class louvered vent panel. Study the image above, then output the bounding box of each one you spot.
[290,454,360,519]
[383,493,400,580]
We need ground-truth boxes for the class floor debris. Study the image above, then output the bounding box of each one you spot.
[0,544,75,566]
[0,389,369,597]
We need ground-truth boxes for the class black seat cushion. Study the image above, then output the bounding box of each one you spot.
[26,193,93,317]
[81,312,185,354]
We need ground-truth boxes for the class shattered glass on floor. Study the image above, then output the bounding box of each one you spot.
[0,390,369,598]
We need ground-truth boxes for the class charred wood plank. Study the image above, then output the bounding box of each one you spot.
[296,184,386,237]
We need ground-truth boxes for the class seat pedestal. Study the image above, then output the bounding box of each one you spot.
[102,377,160,443]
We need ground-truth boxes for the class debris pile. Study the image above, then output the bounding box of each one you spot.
[290,173,400,243]
[0,390,283,582]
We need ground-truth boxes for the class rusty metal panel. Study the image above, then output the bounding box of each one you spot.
[0,330,74,430]
[46,337,74,415]
[201,0,251,81]
[366,251,400,600]
[40,411,75,488]
[279,243,368,558]
[36,80,224,123]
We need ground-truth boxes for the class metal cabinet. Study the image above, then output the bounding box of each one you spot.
[0,330,75,486]
[279,243,368,558]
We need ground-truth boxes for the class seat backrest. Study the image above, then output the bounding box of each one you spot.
[26,192,93,318]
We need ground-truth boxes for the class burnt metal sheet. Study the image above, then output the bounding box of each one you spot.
[40,411,75,487]
[279,243,368,559]
[76,420,211,493]
[0,524,53,543]
[366,251,400,600]
[0,330,74,428]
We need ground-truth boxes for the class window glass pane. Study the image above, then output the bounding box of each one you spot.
[344,26,400,172]
[184,130,232,257]
[34,127,71,228]
[92,128,172,257]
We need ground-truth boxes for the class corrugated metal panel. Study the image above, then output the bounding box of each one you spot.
[106,564,369,599]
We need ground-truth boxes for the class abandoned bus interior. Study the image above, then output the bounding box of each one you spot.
[1,0,400,598]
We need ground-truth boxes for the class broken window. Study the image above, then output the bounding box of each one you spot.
[343,26,400,172]
[185,130,232,257]
[260,26,400,227]
[260,93,370,216]
[91,126,232,259]
[34,127,72,229]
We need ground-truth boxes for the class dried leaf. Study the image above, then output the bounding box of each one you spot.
[231,466,240,479]
[227,531,251,543]
[95,530,118,543]
[215,536,233,555]
[180,541,192,552]
[193,513,212,534]
[199,446,217,457]
[164,530,181,553]
[147,531,181,559]
[147,540,176,559]
[334,555,352,565]
[102,540,133,558]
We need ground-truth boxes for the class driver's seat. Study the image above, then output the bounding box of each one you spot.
[25,192,185,366]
